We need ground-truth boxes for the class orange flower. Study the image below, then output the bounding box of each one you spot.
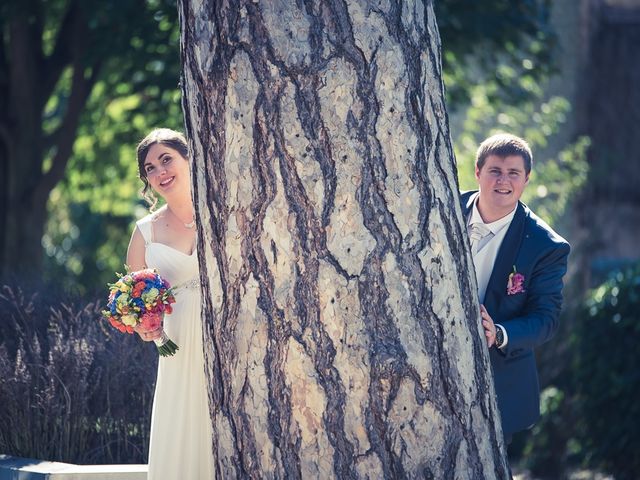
[110,318,127,333]
[108,317,121,329]
[132,281,146,297]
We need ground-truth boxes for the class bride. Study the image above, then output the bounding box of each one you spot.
[126,128,213,479]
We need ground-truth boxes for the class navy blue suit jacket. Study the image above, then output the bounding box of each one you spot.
[461,191,570,436]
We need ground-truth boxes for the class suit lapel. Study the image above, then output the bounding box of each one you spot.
[462,191,479,219]
[484,202,527,309]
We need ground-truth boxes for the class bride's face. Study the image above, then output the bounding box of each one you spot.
[143,144,191,200]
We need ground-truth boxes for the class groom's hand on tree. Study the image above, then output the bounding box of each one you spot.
[480,304,497,348]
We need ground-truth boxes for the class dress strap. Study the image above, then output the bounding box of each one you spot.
[136,213,156,246]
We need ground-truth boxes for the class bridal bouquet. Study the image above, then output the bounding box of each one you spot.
[102,268,179,356]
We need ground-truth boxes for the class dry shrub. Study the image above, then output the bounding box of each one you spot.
[0,284,157,464]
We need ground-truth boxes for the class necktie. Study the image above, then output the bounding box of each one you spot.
[470,222,492,255]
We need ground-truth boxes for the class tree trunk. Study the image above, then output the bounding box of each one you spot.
[3,188,48,279]
[1,119,50,279]
[179,0,508,477]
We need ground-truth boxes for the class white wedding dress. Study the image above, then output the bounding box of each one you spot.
[136,213,214,479]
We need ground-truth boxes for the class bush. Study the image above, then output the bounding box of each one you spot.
[0,284,157,464]
[521,386,569,479]
[572,263,640,480]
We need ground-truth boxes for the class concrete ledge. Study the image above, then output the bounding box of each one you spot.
[0,455,146,480]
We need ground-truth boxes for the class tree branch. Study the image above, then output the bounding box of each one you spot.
[37,59,101,204]
[41,0,83,106]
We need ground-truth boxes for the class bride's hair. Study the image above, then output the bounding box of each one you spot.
[136,128,189,210]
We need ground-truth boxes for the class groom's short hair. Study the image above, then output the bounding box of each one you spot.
[476,133,533,174]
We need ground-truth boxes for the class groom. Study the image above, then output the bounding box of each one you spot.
[462,133,570,442]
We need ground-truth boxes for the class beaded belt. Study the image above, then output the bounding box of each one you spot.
[181,277,201,290]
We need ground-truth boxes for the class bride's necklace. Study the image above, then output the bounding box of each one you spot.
[168,205,195,229]
[183,219,196,229]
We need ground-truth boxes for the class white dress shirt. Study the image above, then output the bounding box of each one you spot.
[468,199,517,347]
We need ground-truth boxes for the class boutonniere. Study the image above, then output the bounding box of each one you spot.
[507,266,526,295]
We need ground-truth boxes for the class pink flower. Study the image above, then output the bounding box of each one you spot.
[140,312,162,331]
[507,267,526,295]
[134,269,157,281]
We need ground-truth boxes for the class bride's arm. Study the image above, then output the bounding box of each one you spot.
[126,227,161,342]
[126,227,147,271]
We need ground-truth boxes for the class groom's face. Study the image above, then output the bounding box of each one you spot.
[475,154,529,216]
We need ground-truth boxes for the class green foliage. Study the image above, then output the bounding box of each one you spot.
[0,284,157,464]
[572,264,640,480]
[436,0,556,109]
[43,200,147,294]
[41,0,183,291]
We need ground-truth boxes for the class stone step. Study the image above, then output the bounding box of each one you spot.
[0,455,147,480]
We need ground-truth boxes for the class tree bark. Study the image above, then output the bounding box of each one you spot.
[179,0,508,478]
